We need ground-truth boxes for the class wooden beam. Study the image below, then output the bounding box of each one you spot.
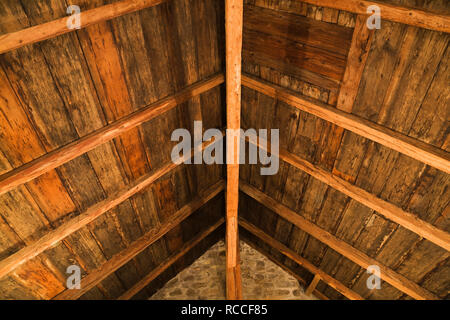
[242,74,450,174]
[242,236,329,300]
[299,0,450,33]
[306,274,322,296]
[239,218,364,300]
[337,14,374,112]
[0,137,223,280]
[248,136,450,252]
[225,0,243,300]
[118,218,225,300]
[240,181,439,300]
[0,0,167,54]
[0,73,224,196]
[54,182,225,300]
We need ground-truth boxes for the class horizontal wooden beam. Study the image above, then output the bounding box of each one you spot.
[0,137,223,280]
[248,136,450,252]
[240,181,439,300]
[241,236,329,300]
[242,74,450,174]
[299,0,450,33]
[0,0,167,54]
[54,182,225,300]
[0,73,224,196]
[118,218,225,300]
[239,218,364,300]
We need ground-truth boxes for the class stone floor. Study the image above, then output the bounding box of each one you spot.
[149,240,318,300]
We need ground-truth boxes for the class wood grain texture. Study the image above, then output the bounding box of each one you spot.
[240,181,439,300]
[242,75,450,174]
[240,218,364,300]
[336,14,374,112]
[0,73,224,196]
[225,0,243,300]
[54,181,225,300]
[249,135,450,251]
[298,0,450,33]
[0,136,223,280]
[0,0,167,54]
[118,218,225,300]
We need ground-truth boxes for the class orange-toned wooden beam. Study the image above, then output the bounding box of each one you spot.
[118,218,225,300]
[246,136,450,252]
[240,181,439,300]
[0,73,224,196]
[242,74,450,175]
[0,0,167,54]
[239,218,364,300]
[299,0,450,33]
[0,136,223,280]
[225,0,243,300]
[54,183,225,300]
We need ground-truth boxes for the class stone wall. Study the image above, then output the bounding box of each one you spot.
[149,240,317,300]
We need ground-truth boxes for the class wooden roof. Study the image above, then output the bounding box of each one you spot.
[0,0,448,300]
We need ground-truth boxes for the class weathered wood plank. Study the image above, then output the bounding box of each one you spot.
[54,181,224,300]
[118,218,224,300]
[297,0,450,33]
[242,75,450,174]
[0,73,224,196]
[240,218,364,300]
[249,136,450,251]
[0,0,167,54]
[240,181,439,300]
[0,136,223,280]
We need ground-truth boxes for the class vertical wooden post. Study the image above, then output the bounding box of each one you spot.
[225,0,243,300]
[306,274,321,296]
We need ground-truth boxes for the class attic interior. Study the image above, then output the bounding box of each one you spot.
[0,0,448,301]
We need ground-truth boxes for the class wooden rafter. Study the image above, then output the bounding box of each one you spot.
[240,181,439,300]
[0,73,224,196]
[247,136,450,251]
[0,137,223,280]
[239,218,364,300]
[242,74,450,175]
[54,183,224,300]
[299,0,450,33]
[0,0,167,54]
[118,218,225,300]
[225,0,243,300]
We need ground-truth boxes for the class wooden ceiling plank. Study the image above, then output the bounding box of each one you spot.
[337,14,374,112]
[225,0,243,300]
[239,218,364,300]
[0,0,168,55]
[240,181,439,300]
[242,75,450,174]
[54,183,225,300]
[298,0,450,33]
[118,218,225,300]
[0,137,223,280]
[249,136,450,251]
[0,73,224,196]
